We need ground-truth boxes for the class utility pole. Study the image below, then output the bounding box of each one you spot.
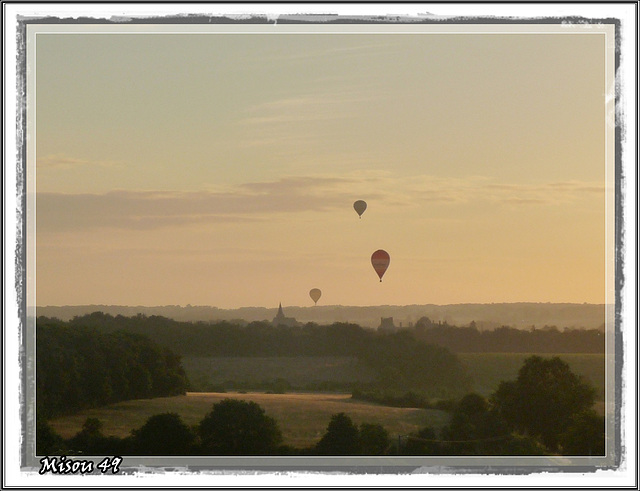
[397,434,404,453]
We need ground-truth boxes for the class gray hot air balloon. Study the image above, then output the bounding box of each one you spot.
[353,200,367,219]
[309,288,322,305]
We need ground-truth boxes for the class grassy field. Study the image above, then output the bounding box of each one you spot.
[182,353,606,399]
[458,352,606,400]
[49,392,450,448]
[182,356,375,391]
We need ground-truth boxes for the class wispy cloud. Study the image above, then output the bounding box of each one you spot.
[479,180,606,205]
[236,89,373,150]
[36,176,360,232]
[37,154,121,170]
[36,174,606,233]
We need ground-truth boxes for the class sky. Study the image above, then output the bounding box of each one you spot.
[34,25,613,309]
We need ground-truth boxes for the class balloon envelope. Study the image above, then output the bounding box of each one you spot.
[309,288,322,305]
[371,250,390,282]
[353,200,367,218]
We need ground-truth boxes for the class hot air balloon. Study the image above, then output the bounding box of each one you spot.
[309,288,322,305]
[353,200,367,219]
[371,249,390,282]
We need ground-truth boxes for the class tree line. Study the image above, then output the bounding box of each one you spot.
[412,317,604,353]
[38,356,604,457]
[42,312,604,356]
[37,321,189,419]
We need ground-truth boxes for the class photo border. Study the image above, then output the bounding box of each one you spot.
[4,3,637,488]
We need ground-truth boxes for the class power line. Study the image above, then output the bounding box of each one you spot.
[400,433,513,444]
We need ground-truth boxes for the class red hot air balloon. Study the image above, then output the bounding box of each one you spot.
[309,288,322,305]
[371,250,390,282]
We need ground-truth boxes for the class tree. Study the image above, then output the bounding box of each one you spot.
[315,413,361,455]
[130,413,195,455]
[36,322,189,418]
[67,418,105,455]
[492,356,597,451]
[359,423,390,455]
[359,331,471,396]
[558,409,605,456]
[36,420,66,455]
[401,427,443,455]
[441,393,508,455]
[198,399,282,455]
[65,417,124,455]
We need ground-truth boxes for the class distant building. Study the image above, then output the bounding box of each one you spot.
[272,303,302,327]
[378,317,396,332]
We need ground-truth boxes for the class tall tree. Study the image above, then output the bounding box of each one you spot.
[198,399,282,455]
[130,413,195,455]
[359,423,390,455]
[491,356,597,451]
[558,410,605,456]
[441,393,509,455]
[315,413,361,455]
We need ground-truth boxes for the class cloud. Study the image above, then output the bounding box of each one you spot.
[240,175,358,193]
[480,180,606,205]
[36,174,606,233]
[36,175,365,232]
[236,90,373,150]
[37,189,282,232]
[37,154,121,170]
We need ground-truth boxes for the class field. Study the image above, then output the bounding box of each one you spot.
[49,392,449,448]
[182,356,375,391]
[182,353,606,399]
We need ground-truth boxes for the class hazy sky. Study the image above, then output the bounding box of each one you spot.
[34,25,613,309]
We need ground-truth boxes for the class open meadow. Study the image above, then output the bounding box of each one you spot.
[49,391,450,449]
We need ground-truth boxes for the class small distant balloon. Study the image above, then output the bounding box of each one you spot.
[309,288,322,305]
[371,250,390,282]
[353,200,367,219]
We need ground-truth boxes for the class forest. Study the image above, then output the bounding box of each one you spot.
[36,322,189,419]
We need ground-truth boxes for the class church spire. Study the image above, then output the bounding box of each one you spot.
[277,302,284,316]
[272,302,300,327]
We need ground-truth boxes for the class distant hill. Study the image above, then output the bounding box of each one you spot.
[36,302,609,330]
